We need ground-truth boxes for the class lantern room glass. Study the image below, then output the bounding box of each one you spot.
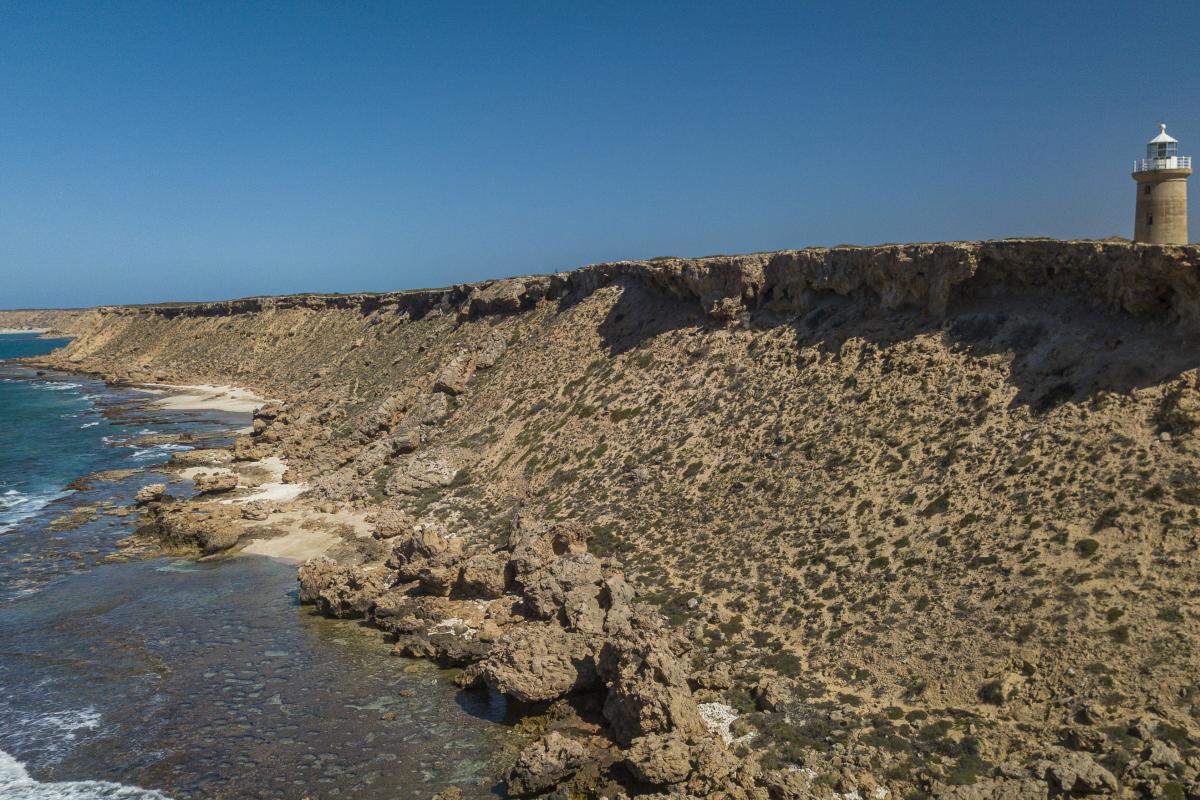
[1148,141,1178,160]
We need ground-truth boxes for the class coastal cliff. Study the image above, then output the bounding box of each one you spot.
[25,239,1200,798]
[0,307,98,336]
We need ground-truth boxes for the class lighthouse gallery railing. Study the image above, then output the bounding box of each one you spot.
[1134,156,1192,172]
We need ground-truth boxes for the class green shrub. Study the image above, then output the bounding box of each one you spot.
[609,406,643,422]
[920,493,950,516]
[1075,538,1100,557]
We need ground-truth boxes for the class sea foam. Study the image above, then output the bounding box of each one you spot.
[0,750,170,799]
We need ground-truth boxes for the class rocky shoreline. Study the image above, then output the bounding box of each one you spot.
[125,392,758,797]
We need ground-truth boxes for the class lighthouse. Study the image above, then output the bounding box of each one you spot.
[1132,124,1191,244]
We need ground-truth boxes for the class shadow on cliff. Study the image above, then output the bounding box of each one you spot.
[596,279,1200,411]
[790,287,1199,410]
[589,279,713,357]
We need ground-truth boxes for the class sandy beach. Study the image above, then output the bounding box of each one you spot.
[0,327,50,335]
[146,383,267,413]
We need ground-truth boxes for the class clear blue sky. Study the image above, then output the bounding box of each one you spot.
[2,1,1198,308]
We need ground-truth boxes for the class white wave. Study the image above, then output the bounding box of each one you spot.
[0,750,171,799]
[36,382,82,392]
[0,489,70,530]
[79,422,100,429]
[128,444,192,462]
[3,708,101,750]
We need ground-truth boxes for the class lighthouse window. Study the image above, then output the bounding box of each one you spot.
[1145,185,1152,195]
[1147,214,1154,226]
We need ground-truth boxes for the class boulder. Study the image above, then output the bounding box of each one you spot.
[358,391,414,439]
[455,552,509,599]
[505,732,588,796]
[433,353,476,395]
[148,501,244,554]
[297,557,388,619]
[507,519,589,584]
[240,502,271,521]
[135,483,167,505]
[385,453,461,495]
[929,777,1048,799]
[1046,751,1118,795]
[391,525,463,586]
[169,448,235,468]
[415,557,461,597]
[625,733,693,785]
[562,585,606,635]
[463,277,547,316]
[193,472,238,494]
[474,332,507,369]
[407,392,451,426]
[389,426,421,454]
[521,553,604,620]
[600,627,707,746]
[752,675,793,712]
[373,593,459,635]
[369,509,416,540]
[481,623,600,703]
[980,672,1023,705]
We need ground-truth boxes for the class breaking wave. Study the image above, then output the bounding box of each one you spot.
[0,750,170,799]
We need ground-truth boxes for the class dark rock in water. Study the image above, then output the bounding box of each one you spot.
[147,500,245,554]
[135,483,167,505]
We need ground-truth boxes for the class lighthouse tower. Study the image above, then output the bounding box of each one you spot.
[1132,124,1191,244]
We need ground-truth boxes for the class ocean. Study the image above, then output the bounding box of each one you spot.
[0,333,510,799]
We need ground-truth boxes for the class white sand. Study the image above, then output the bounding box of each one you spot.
[178,466,234,481]
[0,328,50,334]
[218,456,307,503]
[148,383,266,413]
[237,483,307,503]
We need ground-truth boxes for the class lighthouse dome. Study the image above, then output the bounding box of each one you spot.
[1149,123,1178,145]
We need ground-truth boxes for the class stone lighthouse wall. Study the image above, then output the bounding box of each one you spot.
[1134,169,1190,244]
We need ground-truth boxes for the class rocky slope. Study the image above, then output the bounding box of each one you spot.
[26,239,1200,799]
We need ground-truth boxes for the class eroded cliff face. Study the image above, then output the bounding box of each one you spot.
[29,239,1200,798]
[0,307,98,335]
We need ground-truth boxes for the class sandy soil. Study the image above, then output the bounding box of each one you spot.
[148,383,266,413]
[0,327,49,334]
[240,508,372,562]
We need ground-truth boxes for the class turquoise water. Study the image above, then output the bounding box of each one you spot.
[0,334,511,799]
